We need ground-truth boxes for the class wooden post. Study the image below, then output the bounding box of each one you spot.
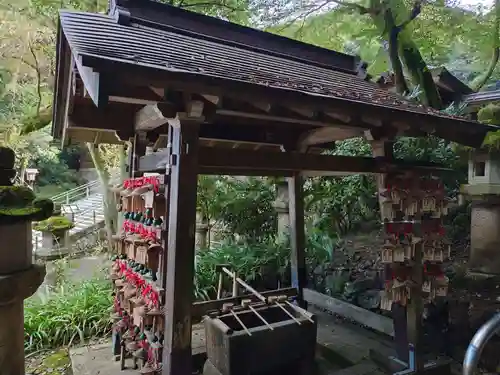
[160,125,173,291]
[288,172,306,307]
[162,120,200,375]
[407,221,425,372]
[127,137,135,178]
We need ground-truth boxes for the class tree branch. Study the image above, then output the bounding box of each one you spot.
[328,0,371,14]
[276,0,333,33]
[471,0,500,91]
[395,0,423,31]
[27,38,42,116]
[179,1,245,12]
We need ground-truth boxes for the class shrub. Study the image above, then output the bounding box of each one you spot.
[194,235,333,301]
[24,278,112,353]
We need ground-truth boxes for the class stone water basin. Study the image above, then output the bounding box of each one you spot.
[204,303,317,375]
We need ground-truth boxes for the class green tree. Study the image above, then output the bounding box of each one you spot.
[270,0,500,108]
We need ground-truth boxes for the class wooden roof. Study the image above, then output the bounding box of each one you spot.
[52,2,499,150]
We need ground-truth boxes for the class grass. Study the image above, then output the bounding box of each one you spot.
[24,278,112,353]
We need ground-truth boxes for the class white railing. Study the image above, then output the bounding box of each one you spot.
[32,170,121,252]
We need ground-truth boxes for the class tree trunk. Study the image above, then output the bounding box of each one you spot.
[116,143,129,232]
[86,143,115,244]
[399,39,442,108]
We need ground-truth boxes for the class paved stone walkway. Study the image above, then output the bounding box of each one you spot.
[70,309,387,375]
[36,254,108,298]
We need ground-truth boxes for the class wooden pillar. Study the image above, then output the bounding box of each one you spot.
[127,138,135,178]
[288,172,306,307]
[132,133,147,177]
[162,121,200,375]
[160,125,173,291]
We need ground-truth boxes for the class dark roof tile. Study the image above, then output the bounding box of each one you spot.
[59,11,491,128]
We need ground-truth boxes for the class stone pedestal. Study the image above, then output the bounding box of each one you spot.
[195,212,209,250]
[195,223,209,250]
[273,181,289,242]
[462,184,500,275]
[41,230,70,250]
[0,227,45,375]
[0,147,50,374]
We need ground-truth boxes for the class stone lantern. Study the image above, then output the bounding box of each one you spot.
[0,147,53,374]
[25,168,39,188]
[33,215,74,251]
[461,150,500,275]
[273,180,289,242]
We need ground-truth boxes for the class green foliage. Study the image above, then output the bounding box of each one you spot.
[273,0,499,103]
[306,139,377,237]
[194,235,333,300]
[34,215,74,232]
[24,278,112,353]
[199,177,277,243]
[478,103,500,125]
[444,202,471,244]
[32,145,84,188]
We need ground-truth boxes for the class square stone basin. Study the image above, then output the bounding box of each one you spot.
[204,303,317,375]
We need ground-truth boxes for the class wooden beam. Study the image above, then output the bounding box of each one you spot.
[107,84,165,105]
[298,127,363,151]
[288,172,306,307]
[163,120,200,375]
[198,148,445,174]
[303,289,394,337]
[69,99,138,131]
[289,106,316,118]
[139,147,451,174]
[200,94,220,105]
[199,166,294,177]
[84,56,491,148]
[215,109,364,129]
[185,100,204,118]
[135,103,177,132]
[139,147,450,175]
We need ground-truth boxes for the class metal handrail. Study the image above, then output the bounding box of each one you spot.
[51,171,121,206]
[32,170,121,251]
[463,313,500,375]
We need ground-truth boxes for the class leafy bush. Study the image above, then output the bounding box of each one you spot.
[194,235,333,300]
[24,279,112,353]
[31,145,83,188]
[198,177,277,243]
[444,202,471,244]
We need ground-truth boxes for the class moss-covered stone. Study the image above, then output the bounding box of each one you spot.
[26,349,71,375]
[33,216,74,233]
[0,186,53,224]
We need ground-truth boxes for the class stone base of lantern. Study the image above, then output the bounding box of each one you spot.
[0,222,32,274]
[195,223,209,250]
[462,185,500,275]
[41,230,70,252]
[0,265,45,374]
